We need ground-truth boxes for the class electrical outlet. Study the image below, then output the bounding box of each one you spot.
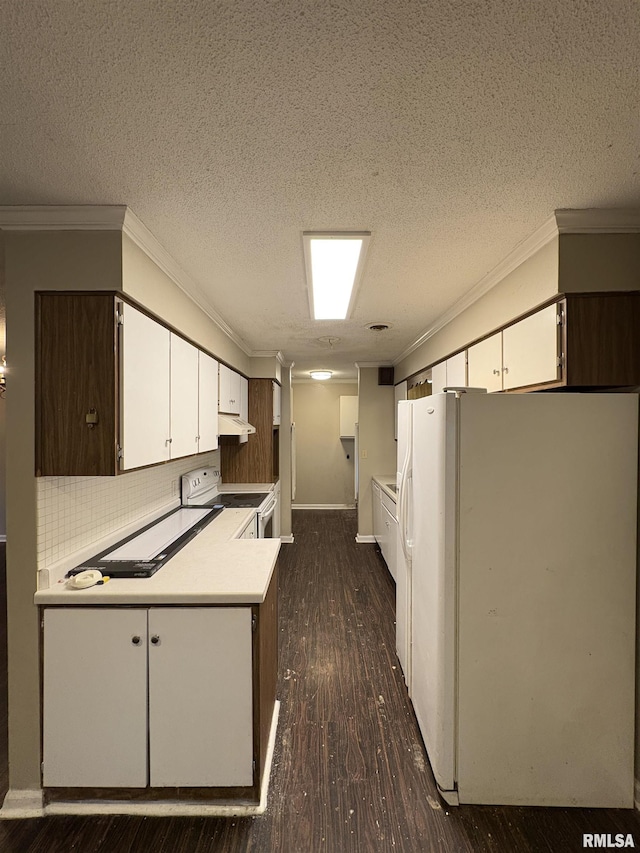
[171,479,179,495]
[361,449,368,459]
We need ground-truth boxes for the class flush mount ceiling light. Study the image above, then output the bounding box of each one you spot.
[309,370,333,381]
[303,231,371,320]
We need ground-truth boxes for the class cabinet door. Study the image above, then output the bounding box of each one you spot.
[219,364,241,414]
[239,376,249,445]
[273,382,282,426]
[381,502,398,582]
[372,481,384,544]
[43,608,148,787]
[502,304,559,390]
[431,361,447,394]
[121,303,171,469]
[170,333,199,459]
[148,608,254,787]
[198,351,219,452]
[339,396,358,438]
[467,332,503,392]
[446,351,467,388]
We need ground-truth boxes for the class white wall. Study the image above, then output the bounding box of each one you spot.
[292,382,357,507]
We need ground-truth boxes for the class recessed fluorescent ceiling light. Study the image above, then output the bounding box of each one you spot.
[310,370,332,380]
[303,232,371,320]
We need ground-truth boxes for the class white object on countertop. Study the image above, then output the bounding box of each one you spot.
[66,570,103,590]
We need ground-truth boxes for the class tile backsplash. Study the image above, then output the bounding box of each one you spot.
[36,450,221,569]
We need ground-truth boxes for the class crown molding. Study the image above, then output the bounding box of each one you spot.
[355,362,393,369]
[0,204,253,357]
[395,213,559,365]
[121,208,252,356]
[250,350,285,363]
[395,208,640,366]
[555,207,640,233]
[0,204,127,230]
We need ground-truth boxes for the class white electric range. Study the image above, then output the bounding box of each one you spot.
[181,467,278,538]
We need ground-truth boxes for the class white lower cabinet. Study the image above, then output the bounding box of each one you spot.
[43,606,253,789]
[148,608,253,787]
[380,498,398,582]
[372,481,398,581]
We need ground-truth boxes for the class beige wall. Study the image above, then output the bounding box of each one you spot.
[292,382,357,507]
[559,233,640,293]
[121,234,250,374]
[356,368,396,537]
[3,229,122,790]
[396,237,559,382]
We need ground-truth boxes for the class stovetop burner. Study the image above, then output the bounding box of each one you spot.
[216,492,269,509]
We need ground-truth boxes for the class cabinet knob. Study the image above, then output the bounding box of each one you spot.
[150,635,160,645]
[131,635,141,646]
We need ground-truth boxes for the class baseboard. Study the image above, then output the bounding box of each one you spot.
[355,534,376,544]
[280,534,295,544]
[0,788,44,819]
[292,504,356,510]
[635,777,640,810]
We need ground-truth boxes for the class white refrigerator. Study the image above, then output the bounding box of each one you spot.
[396,389,638,808]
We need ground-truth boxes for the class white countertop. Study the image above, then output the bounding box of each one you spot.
[35,508,280,606]
[372,475,397,502]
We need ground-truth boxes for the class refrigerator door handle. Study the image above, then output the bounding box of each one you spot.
[398,416,413,564]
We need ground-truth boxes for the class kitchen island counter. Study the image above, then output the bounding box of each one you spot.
[35,508,280,606]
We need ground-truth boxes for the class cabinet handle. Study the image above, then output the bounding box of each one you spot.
[502,366,509,374]
[492,369,501,375]
[131,636,141,646]
[150,635,160,645]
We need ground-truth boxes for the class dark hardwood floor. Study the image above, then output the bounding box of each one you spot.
[0,516,639,852]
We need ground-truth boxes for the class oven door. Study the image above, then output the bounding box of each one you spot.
[257,495,278,538]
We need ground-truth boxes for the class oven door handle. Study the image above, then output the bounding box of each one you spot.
[259,496,277,522]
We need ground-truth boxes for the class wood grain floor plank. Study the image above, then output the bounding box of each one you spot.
[1,521,640,852]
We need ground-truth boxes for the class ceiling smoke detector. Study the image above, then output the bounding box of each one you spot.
[365,322,392,332]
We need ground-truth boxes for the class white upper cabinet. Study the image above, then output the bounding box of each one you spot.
[432,352,467,394]
[239,375,249,444]
[430,361,447,394]
[467,332,503,393]
[198,350,219,453]
[169,333,199,460]
[446,351,467,387]
[121,303,171,470]
[339,395,358,438]
[273,382,281,426]
[467,305,559,392]
[502,304,559,390]
[219,363,242,414]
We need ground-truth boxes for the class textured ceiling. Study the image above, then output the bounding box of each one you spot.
[2,0,639,380]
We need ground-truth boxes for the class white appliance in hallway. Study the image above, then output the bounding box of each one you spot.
[396,389,638,808]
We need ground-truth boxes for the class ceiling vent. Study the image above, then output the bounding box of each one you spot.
[365,322,391,332]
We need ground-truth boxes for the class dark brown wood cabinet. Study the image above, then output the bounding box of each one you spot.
[221,378,280,483]
[36,292,120,476]
[560,292,640,387]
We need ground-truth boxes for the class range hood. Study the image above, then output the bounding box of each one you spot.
[218,414,257,436]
